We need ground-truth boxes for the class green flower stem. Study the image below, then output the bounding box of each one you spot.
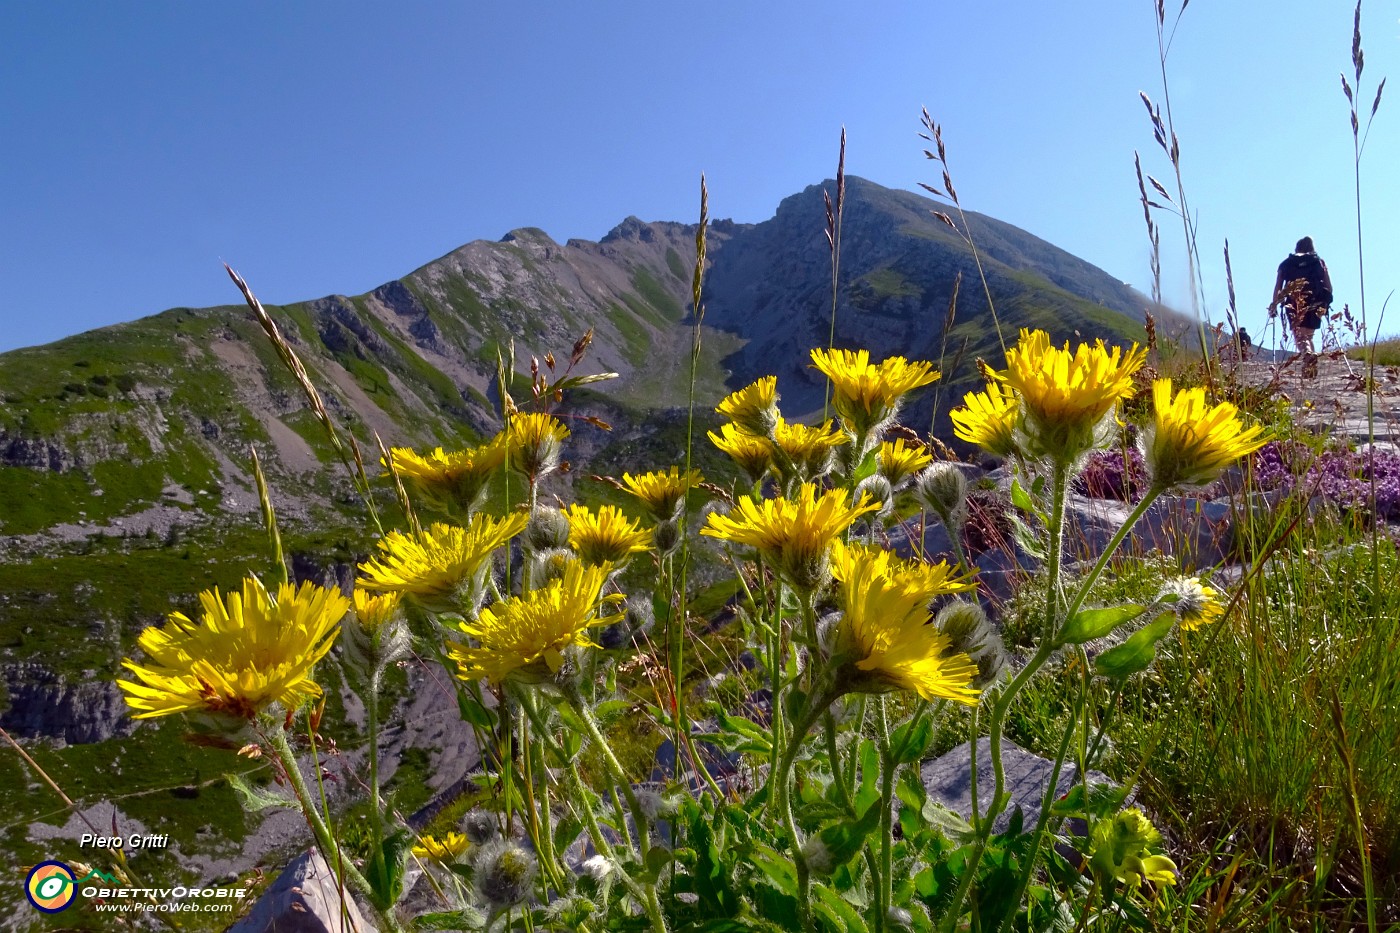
[943,459,1069,930]
[771,688,834,933]
[567,760,668,933]
[562,683,652,860]
[367,666,385,861]
[1061,484,1167,625]
[518,692,567,895]
[266,726,405,933]
[823,710,852,810]
[875,699,896,933]
[763,581,788,816]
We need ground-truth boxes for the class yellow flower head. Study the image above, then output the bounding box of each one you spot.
[566,503,652,565]
[950,382,1021,459]
[384,437,508,515]
[828,541,981,705]
[700,483,880,590]
[1160,576,1225,631]
[448,561,625,686]
[1089,808,1178,889]
[772,418,846,480]
[619,466,703,522]
[809,348,939,438]
[877,438,934,486]
[352,589,403,634]
[709,422,775,484]
[716,376,780,437]
[119,578,348,721]
[507,412,570,481]
[1144,378,1269,488]
[412,832,471,861]
[358,514,529,612]
[994,329,1145,461]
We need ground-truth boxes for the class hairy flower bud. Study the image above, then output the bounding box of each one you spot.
[801,836,834,876]
[524,505,571,553]
[916,463,969,524]
[653,518,682,556]
[855,473,895,518]
[461,810,500,845]
[474,839,538,910]
[935,601,1006,689]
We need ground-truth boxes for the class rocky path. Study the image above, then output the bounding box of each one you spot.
[1228,354,1400,446]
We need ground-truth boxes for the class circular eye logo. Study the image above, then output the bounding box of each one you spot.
[26,861,77,913]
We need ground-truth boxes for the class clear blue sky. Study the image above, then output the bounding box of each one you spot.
[1,1,1395,354]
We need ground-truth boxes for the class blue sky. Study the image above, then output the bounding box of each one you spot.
[1,1,1395,354]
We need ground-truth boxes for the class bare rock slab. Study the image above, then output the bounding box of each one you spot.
[921,737,1119,835]
[228,848,377,933]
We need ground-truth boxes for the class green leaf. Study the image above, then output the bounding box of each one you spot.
[1010,513,1047,560]
[812,883,871,933]
[227,772,295,813]
[852,448,880,484]
[416,907,487,930]
[921,799,975,839]
[813,799,884,871]
[365,830,412,910]
[747,843,798,895]
[1056,604,1147,645]
[690,810,741,917]
[1094,616,1175,678]
[455,684,495,730]
[592,699,633,728]
[854,739,881,813]
[1010,476,1035,512]
[891,714,935,764]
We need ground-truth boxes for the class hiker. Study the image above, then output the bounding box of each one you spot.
[1269,236,1332,377]
[1234,326,1252,361]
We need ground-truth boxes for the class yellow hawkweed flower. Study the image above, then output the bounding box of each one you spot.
[877,438,934,486]
[506,412,570,481]
[1144,378,1269,488]
[384,436,508,515]
[716,376,780,437]
[118,578,348,721]
[352,589,403,633]
[412,832,471,861]
[828,541,980,705]
[619,466,703,521]
[1089,808,1178,889]
[448,561,625,685]
[700,483,880,590]
[708,422,774,484]
[358,514,529,612]
[994,328,1145,461]
[566,503,652,565]
[950,382,1020,458]
[772,418,846,480]
[809,348,939,438]
[1161,576,1225,631]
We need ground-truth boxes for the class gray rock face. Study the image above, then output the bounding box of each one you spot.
[0,664,135,745]
[0,433,76,471]
[227,847,377,933]
[1064,495,1233,570]
[921,736,1119,835]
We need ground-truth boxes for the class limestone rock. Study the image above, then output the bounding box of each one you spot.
[228,847,377,933]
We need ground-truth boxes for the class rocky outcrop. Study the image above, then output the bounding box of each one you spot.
[0,433,77,472]
[227,848,377,933]
[0,663,135,745]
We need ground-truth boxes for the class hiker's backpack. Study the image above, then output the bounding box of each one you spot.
[1282,252,1333,307]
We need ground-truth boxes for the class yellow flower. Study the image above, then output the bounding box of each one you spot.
[809,348,939,437]
[566,503,652,565]
[1089,808,1178,889]
[716,376,780,437]
[772,418,846,479]
[619,466,703,521]
[827,541,981,705]
[448,561,625,685]
[950,382,1020,458]
[1161,576,1225,631]
[507,412,570,481]
[709,422,774,484]
[700,483,880,590]
[118,578,348,721]
[358,514,529,612]
[877,438,934,486]
[351,589,403,633]
[384,436,508,515]
[413,832,471,861]
[1145,378,1269,488]
[994,329,1145,460]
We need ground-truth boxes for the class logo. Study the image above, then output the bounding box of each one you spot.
[25,861,77,913]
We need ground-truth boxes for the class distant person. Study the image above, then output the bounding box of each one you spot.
[1235,326,1252,361]
[1269,236,1332,377]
